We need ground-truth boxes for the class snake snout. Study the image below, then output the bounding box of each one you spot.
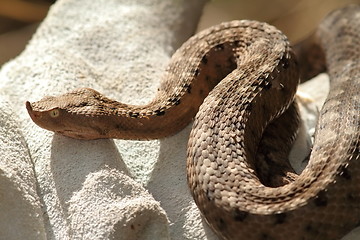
[26,101,41,119]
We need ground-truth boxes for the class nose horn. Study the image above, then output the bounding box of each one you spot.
[25,101,39,121]
[25,101,33,112]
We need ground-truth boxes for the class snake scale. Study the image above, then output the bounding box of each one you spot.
[26,5,360,240]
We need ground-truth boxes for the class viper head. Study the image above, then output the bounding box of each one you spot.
[26,88,117,139]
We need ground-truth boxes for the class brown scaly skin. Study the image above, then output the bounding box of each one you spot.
[27,6,360,240]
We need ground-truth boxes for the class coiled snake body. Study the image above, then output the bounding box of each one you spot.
[26,6,360,240]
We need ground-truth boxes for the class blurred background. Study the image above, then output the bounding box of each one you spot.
[0,0,53,65]
[0,0,359,66]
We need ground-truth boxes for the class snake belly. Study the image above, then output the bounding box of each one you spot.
[26,5,360,240]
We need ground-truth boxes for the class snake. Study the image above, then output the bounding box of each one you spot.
[26,5,360,240]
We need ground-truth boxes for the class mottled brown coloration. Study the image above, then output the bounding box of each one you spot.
[26,5,360,240]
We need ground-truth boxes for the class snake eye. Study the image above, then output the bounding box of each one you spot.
[49,109,60,118]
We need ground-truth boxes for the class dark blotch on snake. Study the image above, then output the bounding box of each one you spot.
[215,43,225,51]
[194,69,200,76]
[314,190,328,207]
[233,209,248,222]
[155,109,166,116]
[184,83,192,94]
[347,193,357,203]
[339,166,352,180]
[261,79,272,90]
[201,55,208,64]
[169,97,181,106]
[245,101,253,111]
[260,233,275,240]
[128,112,139,118]
[274,213,287,225]
[280,56,290,69]
[199,89,204,96]
[217,217,227,231]
[305,223,319,235]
